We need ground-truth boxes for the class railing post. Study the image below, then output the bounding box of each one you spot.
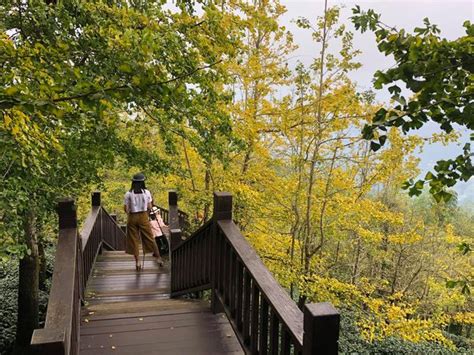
[110,214,117,248]
[213,192,232,221]
[92,191,103,253]
[169,190,181,296]
[211,192,232,314]
[170,228,182,252]
[169,190,181,250]
[168,190,179,228]
[91,191,101,207]
[31,198,79,355]
[169,190,178,208]
[303,302,340,355]
[170,227,182,294]
[120,224,127,250]
[58,198,77,229]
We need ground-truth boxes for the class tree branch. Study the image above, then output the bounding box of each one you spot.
[52,60,223,103]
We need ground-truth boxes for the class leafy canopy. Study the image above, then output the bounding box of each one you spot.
[0,0,237,259]
[351,6,473,202]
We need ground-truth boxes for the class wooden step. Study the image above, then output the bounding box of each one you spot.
[80,299,242,355]
[80,247,242,354]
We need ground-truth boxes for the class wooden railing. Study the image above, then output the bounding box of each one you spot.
[31,192,125,354]
[171,219,212,294]
[171,192,340,354]
[153,190,190,239]
[167,190,190,235]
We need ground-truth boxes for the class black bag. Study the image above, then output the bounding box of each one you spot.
[155,235,169,256]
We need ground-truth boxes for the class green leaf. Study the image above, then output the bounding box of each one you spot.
[4,87,19,96]
[446,280,457,288]
[424,171,435,180]
[370,141,381,152]
[457,242,471,255]
[118,64,133,73]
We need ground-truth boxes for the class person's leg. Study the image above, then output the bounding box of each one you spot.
[126,214,141,270]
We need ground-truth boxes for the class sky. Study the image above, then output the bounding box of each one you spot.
[278,0,474,204]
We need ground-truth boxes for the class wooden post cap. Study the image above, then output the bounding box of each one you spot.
[91,191,101,207]
[31,328,66,354]
[170,228,181,236]
[213,192,232,221]
[57,198,77,229]
[303,302,340,355]
[169,190,178,206]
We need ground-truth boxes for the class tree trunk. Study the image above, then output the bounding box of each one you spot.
[297,294,307,310]
[203,163,211,221]
[38,239,47,291]
[14,209,39,355]
[351,236,361,285]
[390,249,404,294]
[289,228,297,299]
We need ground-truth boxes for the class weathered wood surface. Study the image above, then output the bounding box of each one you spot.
[170,192,340,354]
[31,199,81,355]
[84,252,170,304]
[80,250,243,354]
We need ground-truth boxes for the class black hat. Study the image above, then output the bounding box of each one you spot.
[132,172,146,182]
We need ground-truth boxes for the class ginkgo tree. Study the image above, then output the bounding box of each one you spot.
[0,1,238,352]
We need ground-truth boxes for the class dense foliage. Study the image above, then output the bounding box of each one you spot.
[0,0,472,353]
[1,0,238,352]
[0,0,236,259]
[0,244,54,354]
[352,7,473,201]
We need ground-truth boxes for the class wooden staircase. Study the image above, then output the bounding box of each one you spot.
[31,191,340,355]
[80,251,242,354]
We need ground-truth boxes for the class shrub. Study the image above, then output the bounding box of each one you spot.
[0,245,55,355]
[339,307,471,354]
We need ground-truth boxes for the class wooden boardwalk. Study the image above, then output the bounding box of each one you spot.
[80,251,243,354]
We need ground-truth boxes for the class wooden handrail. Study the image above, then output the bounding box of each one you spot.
[80,206,100,248]
[101,210,126,250]
[31,199,81,355]
[217,219,304,346]
[31,192,127,354]
[80,206,101,297]
[80,192,126,297]
[171,219,212,296]
[171,191,340,354]
[157,205,189,226]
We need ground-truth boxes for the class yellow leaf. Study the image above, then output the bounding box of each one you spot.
[4,114,12,127]
[5,86,18,96]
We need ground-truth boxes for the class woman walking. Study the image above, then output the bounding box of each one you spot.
[124,172,163,270]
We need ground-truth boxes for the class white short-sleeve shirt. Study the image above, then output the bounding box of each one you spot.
[124,189,152,213]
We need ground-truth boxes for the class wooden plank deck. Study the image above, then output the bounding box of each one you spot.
[80,251,243,354]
